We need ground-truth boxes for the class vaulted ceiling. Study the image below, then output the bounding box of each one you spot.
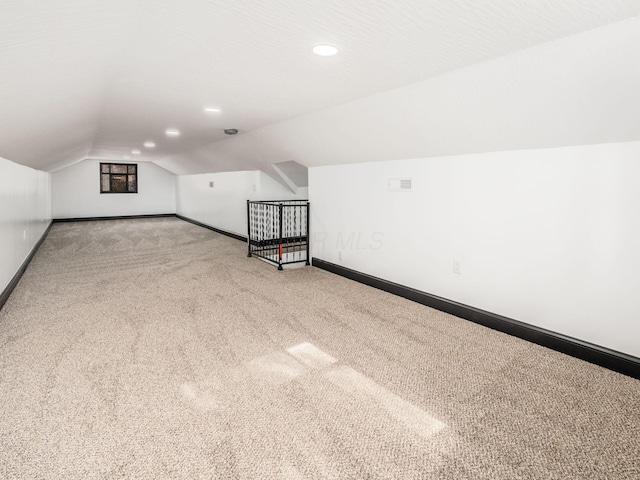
[2,1,640,176]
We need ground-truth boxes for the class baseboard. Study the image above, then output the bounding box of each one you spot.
[312,258,640,380]
[0,221,54,313]
[176,215,247,242]
[53,213,176,223]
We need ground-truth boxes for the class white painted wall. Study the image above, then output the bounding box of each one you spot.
[52,159,176,218]
[310,141,640,358]
[0,157,51,294]
[176,171,308,236]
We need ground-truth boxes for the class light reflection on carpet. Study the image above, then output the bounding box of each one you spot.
[184,342,449,441]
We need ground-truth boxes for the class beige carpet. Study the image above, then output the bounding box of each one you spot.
[0,217,638,479]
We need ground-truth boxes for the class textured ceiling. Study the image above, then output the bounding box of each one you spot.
[1,0,640,173]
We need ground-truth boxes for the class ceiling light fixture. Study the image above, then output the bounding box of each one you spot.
[313,44,339,56]
[123,155,131,160]
[165,129,180,137]
[144,141,156,148]
[131,149,141,155]
[204,107,221,113]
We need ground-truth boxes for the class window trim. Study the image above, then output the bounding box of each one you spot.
[100,162,138,194]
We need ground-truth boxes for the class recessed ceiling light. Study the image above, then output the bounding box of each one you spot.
[131,149,141,155]
[165,129,180,137]
[123,155,131,160]
[144,141,156,148]
[204,107,221,113]
[313,44,339,56]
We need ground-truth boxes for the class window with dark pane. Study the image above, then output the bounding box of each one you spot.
[100,163,138,193]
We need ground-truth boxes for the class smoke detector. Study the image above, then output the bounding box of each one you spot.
[224,129,238,135]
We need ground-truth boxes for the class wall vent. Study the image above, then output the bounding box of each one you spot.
[388,178,413,192]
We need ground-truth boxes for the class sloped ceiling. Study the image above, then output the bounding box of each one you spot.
[1,1,640,174]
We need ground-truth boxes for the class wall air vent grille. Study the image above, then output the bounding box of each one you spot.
[388,178,413,192]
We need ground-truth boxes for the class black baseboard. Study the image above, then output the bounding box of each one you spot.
[53,213,176,223]
[312,258,640,380]
[0,221,54,313]
[176,215,247,242]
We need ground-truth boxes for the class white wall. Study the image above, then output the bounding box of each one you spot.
[176,171,308,236]
[52,159,176,218]
[0,157,51,294]
[310,141,640,358]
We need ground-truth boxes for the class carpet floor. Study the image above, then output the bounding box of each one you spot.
[0,217,638,479]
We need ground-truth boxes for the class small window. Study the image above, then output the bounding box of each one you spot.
[100,163,138,193]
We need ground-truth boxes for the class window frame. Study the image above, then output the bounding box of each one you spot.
[100,162,138,194]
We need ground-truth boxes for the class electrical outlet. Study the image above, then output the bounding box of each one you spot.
[209,181,214,188]
[453,259,461,274]
[23,230,27,241]
[252,184,256,192]
[338,251,343,261]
